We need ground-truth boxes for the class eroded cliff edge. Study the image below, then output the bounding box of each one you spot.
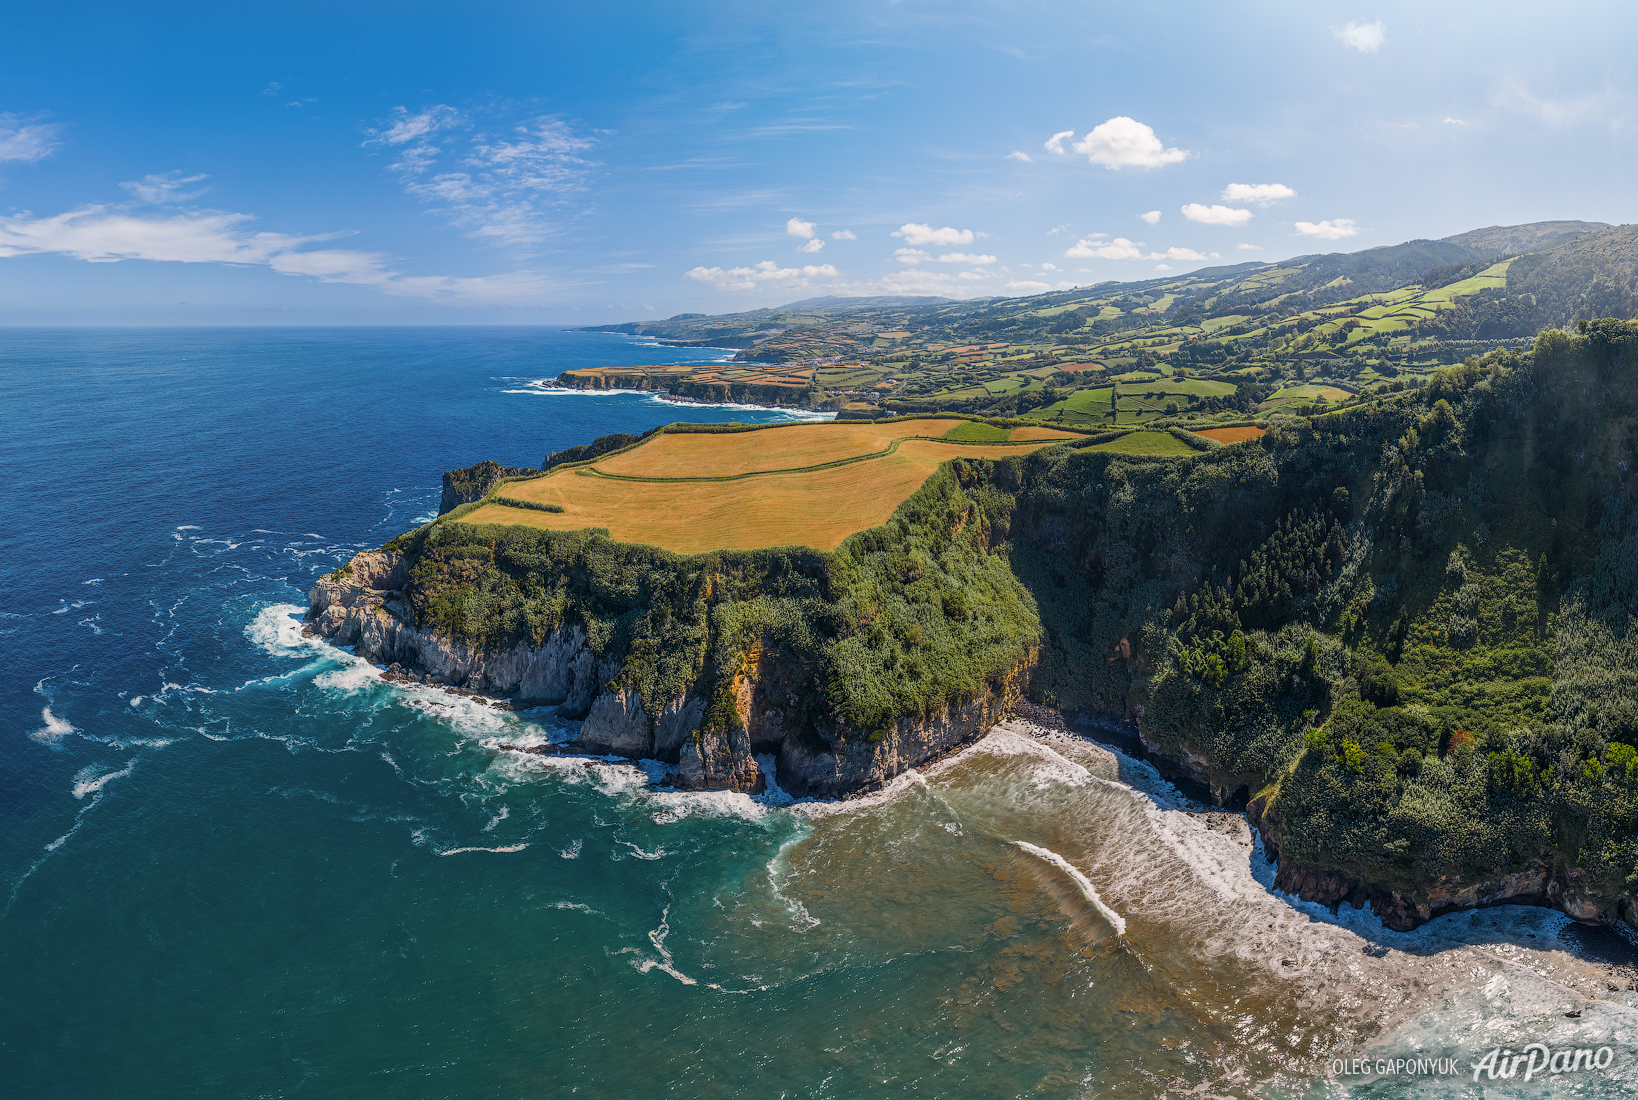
[306,457,1037,799]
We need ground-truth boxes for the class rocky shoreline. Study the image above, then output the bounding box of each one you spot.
[306,548,1636,936]
[305,548,1027,800]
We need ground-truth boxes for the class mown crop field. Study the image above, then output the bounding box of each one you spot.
[459,420,1081,552]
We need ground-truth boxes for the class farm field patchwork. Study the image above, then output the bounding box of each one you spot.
[460,420,1082,552]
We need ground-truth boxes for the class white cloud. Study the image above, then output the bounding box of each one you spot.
[1221,182,1295,205]
[119,171,209,204]
[831,229,856,240]
[1237,243,1264,251]
[892,223,975,246]
[1039,262,1058,271]
[1333,19,1385,53]
[1295,218,1361,240]
[1138,210,1161,225]
[0,203,567,304]
[1155,247,1208,261]
[938,252,996,264]
[366,107,597,252]
[1047,223,1074,235]
[1065,236,1144,260]
[0,114,63,164]
[785,217,817,239]
[1443,117,1466,125]
[796,238,824,253]
[894,248,930,265]
[1154,264,1173,271]
[1006,150,1033,163]
[1181,203,1252,226]
[683,260,839,292]
[1007,280,1054,293]
[1070,117,1189,169]
[1043,130,1075,155]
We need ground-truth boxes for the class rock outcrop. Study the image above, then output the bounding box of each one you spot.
[438,461,536,516]
[1247,794,1634,932]
[306,550,1033,799]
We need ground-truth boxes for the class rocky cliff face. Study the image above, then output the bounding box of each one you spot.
[438,461,536,516]
[1246,795,1634,933]
[307,549,1032,799]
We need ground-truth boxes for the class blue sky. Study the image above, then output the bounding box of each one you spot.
[1,0,1633,324]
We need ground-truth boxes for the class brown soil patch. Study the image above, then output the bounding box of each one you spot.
[1193,426,1267,444]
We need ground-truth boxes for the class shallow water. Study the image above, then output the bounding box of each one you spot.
[3,328,1635,1098]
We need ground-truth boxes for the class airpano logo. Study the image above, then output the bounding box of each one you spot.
[1469,1043,1616,1082]
[1329,1042,1621,1081]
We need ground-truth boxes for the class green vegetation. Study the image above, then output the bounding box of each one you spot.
[570,221,1629,439]
[389,318,1638,926]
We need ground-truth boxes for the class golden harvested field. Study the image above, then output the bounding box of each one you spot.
[592,419,960,479]
[458,421,1080,553]
[1193,425,1266,444]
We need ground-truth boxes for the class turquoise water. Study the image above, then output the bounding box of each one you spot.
[3,328,1635,1098]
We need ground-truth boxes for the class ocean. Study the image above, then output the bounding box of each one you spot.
[3,327,1635,1099]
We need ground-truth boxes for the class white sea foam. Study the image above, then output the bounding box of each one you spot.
[765,831,821,932]
[1014,840,1127,936]
[437,843,528,856]
[627,902,698,986]
[175,525,201,530]
[482,806,510,832]
[560,838,582,859]
[245,603,326,657]
[72,761,135,800]
[30,706,77,745]
[550,901,602,914]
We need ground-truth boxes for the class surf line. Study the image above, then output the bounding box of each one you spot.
[1014,840,1127,937]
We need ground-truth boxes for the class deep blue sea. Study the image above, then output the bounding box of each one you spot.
[3,328,1634,1099]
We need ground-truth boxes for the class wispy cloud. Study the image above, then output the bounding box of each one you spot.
[938,252,996,264]
[120,171,209,204]
[831,229,856,240]
[1493,77,1632,129]
[1006,150,1033,163]
[0,204,570,304]
[365,105,598,252]
[0,113,63,164]
[1333,20,1385,53]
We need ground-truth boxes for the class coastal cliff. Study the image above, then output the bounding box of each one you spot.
[310,323,1638,933]
[307,548,1032,797]
[550,369,823,408]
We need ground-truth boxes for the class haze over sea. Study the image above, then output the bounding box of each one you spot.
[3,328,1635,1099]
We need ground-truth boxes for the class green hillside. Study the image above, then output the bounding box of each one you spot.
[575,220,1634,429]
